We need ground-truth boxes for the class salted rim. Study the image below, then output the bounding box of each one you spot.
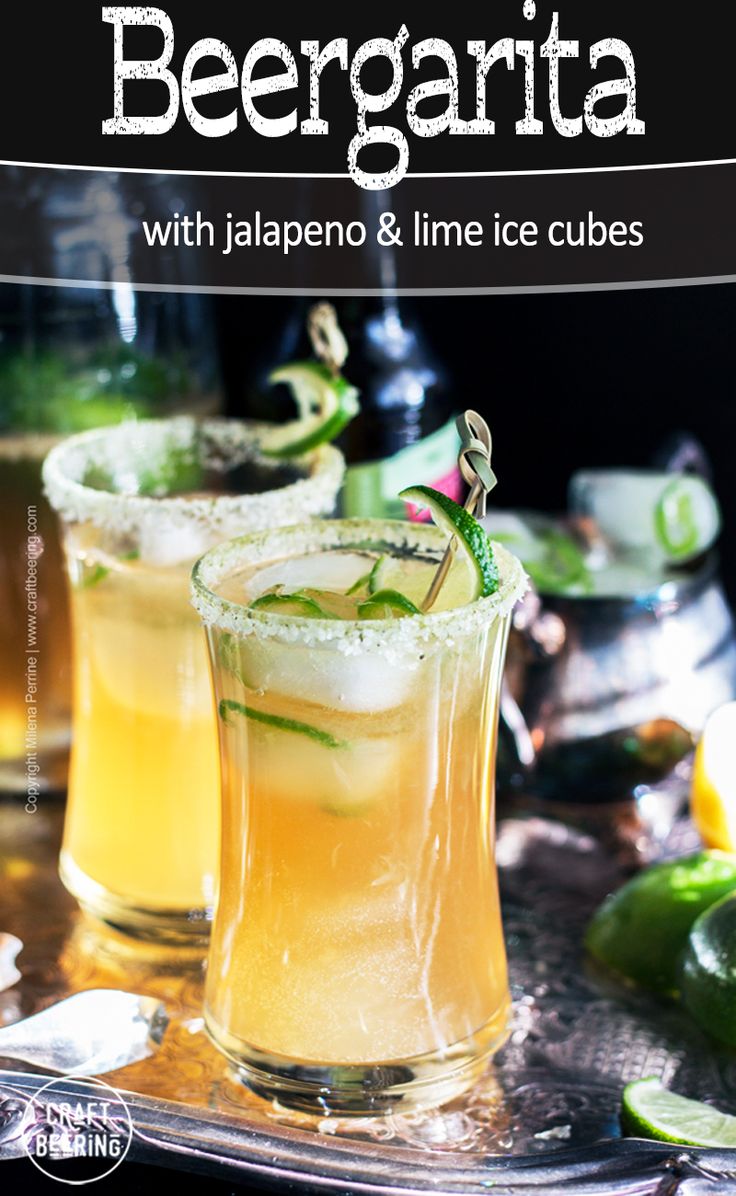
[191,518,528,656]
[41,417,344,536]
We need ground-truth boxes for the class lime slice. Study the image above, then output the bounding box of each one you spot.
[357,589,421,620]
[398,485,499,605]
[368,552,477,613]
[524,530,592,596]
[77,563,110,590]
[262,361,360,457]
[345,570,373,597]
[249,590,339,619]
[681,891,736,1047]
[367,556,387,595]
[219,699,345,749]
[654,476,720,561]
[621,1078,736,1146]
[585,851,736,994]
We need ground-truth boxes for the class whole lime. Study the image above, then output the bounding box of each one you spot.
[680,891,736,1046]
[585,851,736,995]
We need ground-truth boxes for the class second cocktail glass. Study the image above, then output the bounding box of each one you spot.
[191,517,526,1112]
[43,417,343,943]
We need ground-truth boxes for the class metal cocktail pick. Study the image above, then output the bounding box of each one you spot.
[421,410,498,612]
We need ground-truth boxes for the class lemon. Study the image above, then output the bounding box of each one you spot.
[357,589,420,619]
[691,702,736,851]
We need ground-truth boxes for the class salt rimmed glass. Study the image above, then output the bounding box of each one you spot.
[191,518,526,1113]
[42,418,344,944]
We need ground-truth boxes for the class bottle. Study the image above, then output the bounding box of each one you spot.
[222,297,462,519]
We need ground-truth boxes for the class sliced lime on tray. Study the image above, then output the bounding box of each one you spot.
[262,361,360,457]
[622,1078,736,1147]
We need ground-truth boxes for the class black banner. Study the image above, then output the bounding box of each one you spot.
[1,0,734,292]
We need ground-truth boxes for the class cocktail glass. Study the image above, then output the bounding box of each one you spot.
[43,418,343,944]
[191,517,526,1111]
[0,284,222,795]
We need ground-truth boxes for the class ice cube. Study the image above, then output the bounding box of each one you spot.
[138,515,212,567]
[242,638,413,713]
[244,551,374,601]
[247,724,399,813]
[569,470,721,564]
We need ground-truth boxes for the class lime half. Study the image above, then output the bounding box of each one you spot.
[681,891,736,1047]
[398,485,499,606]
[622,1078,736,1147]
[262,361,360,457]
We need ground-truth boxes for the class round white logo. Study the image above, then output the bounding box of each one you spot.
[21,1075,133,1185]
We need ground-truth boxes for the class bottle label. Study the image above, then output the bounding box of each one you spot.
[341,418,462,519]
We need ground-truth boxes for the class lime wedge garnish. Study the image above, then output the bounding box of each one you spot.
[219,699,345,749]
[681,891,736,1046]
[621,1078,736,1147]
[262,361,360,458]
[585,851,736,994]
[399,485,499,602]
[357,589,421,620]
[249,591,339,619]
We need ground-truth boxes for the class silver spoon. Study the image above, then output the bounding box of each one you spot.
[0,989,168,1076]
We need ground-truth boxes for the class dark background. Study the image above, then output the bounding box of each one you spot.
[215,284,736,601]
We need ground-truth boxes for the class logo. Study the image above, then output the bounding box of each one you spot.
[21,1075,133,1185]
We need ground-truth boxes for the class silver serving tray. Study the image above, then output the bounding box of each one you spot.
[1,801,736,1192]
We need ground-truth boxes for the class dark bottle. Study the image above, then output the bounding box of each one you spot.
[219,296,462,519]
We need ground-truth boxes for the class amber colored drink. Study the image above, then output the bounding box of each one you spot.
[192,519,525,1111]
[43,419,343,942]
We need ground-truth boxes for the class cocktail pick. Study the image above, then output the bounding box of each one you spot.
[421,410,498,612]
[307,302,349,377]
